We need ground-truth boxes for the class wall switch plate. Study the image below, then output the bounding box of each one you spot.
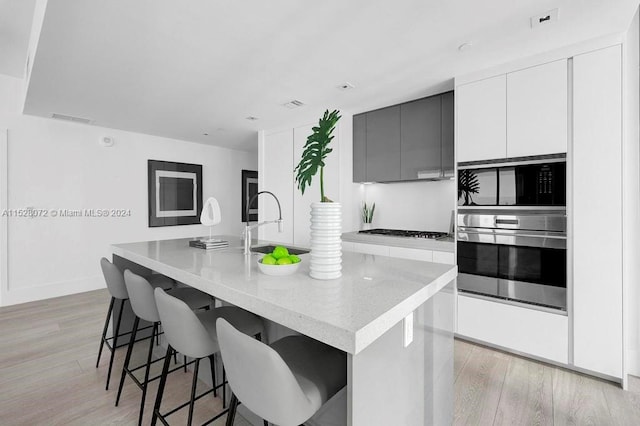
[403,312,414,347]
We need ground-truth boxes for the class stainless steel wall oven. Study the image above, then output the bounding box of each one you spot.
[457,156,567,312]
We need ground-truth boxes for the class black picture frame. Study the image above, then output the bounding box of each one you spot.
[148,160,203,227]
[241,170,258,222]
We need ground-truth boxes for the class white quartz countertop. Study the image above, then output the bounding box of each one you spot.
[342,231,455,252]
[111,236,457,354]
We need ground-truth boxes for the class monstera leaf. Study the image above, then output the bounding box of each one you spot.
[294,109,341,202]
[458,170,479,206]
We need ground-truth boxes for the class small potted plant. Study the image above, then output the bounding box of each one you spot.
[361,202,375,230]
[294,109,342,280]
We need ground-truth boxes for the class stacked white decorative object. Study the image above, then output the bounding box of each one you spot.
[309,202,342,280]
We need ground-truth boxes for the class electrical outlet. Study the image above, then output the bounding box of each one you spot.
[403,312,414,347]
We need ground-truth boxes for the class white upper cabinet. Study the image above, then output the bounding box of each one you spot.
[457,60,568,162]
[456,74,507,162]
[507,60,568,157]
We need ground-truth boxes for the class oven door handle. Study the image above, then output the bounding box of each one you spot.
[458,228,567,240]
[495,217,519,226]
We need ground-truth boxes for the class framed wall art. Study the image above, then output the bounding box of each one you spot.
[148,160,203,227]
[241,170,258,222]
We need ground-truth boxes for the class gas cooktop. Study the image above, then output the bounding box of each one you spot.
[358,228,449,239]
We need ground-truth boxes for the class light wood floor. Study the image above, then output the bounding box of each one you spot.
[0,289,638,425]
[454,336,640,425]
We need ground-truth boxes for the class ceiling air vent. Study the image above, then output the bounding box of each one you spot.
[51,113,92,124]
[283,100,305,109]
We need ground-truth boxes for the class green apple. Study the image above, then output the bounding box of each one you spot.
[276,257,293,265]
[261,254,277,265]
[272,246,289,259]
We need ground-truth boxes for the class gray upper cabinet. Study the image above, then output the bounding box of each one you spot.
[400,96,441,180]
[353,91,454,183]
[440,91,454,178]
[365,106,401,182]
[353,113,367,183]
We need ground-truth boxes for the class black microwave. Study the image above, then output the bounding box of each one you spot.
[458,156,566,207]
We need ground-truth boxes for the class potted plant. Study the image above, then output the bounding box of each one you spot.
[294,109,342,279]
[361,202,375,230]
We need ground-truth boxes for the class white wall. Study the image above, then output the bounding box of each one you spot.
[0,74,257,306]
[623,7,640,379]
[362,180,455,232]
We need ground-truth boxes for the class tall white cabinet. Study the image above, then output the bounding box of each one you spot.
[259,129,295,244]
[572,45,623,379]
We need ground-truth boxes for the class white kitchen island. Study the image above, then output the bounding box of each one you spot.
[111,236,457,426]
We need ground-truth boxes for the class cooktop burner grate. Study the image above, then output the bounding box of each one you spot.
[358,228,448,239]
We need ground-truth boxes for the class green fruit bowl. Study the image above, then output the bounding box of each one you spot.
[257,258,301,276]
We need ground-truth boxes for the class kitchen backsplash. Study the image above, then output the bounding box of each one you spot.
[361,179,455,232]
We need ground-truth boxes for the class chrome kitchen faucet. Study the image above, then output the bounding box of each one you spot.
[243,191,283,255]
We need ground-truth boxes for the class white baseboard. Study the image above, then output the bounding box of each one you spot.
[1,275,105,306]
[628,349,640,377]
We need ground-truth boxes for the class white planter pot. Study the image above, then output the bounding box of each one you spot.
[309,202,342,280]
[361,222,372,231]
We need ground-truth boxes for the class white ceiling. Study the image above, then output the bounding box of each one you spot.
[17,0,640,151]
[0,0,35,77]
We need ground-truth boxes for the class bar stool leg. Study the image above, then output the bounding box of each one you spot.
[208,354,217,398]
[138,322,158,426]
[115,316,139,405]
[96,297,115,368]
[222,368,227,408]
[151,345,174,426]
[106,298,126,390]
[225,393,238,426]
[187,358,200,426]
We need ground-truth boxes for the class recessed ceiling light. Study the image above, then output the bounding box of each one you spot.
[458,42,473,52]
[203,133,209,136]
[337,82,355,91]
[283,100,305,109]
[246,116,259,121]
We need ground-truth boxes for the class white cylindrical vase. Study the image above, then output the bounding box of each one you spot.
[309,202,342,280]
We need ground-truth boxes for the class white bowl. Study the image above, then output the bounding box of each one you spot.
[257,258,301,276]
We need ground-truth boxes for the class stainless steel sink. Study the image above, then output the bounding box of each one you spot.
[251,245,309,255]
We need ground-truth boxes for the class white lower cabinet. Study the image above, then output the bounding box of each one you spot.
[351,242,389,256]
[388,246,433,262]
[432,250,455,265]
[344,241,454,265]
[457,295,568,364]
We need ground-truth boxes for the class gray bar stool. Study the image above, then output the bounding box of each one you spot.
[216,318,347,426]
[115,270,215,426]
[152,288,264,426]
[96,257,175,390]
